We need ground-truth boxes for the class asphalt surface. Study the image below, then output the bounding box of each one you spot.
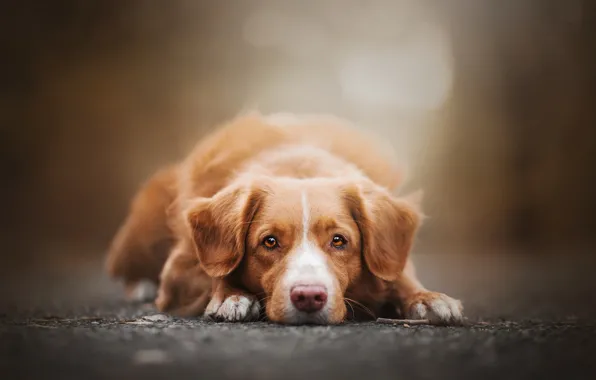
[2,252,596,380]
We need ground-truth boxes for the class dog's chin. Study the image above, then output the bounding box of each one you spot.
[269,307,345,325]
[284,311,330,325]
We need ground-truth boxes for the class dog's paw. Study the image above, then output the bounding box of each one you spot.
[204,294,261,322]
[403,291,463,325]
[126,280,158,302]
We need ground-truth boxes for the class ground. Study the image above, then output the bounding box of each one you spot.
[1,252,595,380]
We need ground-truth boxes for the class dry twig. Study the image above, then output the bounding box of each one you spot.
[376,318,432,325]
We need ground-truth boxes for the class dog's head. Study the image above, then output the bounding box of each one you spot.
[185,176,422,324]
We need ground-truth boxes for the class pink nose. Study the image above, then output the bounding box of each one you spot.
[290,285,328,313]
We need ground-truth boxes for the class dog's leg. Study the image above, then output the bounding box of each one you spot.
[155,240,212,317]
[204,278,261,322]
[157,245,260,321]
[105,166,178,296]
[392,259,464,324]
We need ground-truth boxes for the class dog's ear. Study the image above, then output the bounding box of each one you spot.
[344,183,422,281]
[184,183,264,278]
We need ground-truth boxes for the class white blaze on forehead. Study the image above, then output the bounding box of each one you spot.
[282,191,335,322]
[290,191,331,286]
[301,190,309,240]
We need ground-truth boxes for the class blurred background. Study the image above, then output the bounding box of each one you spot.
[1,0,595,288]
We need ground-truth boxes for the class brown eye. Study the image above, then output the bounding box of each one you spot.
[262,236,279,250]
[331,234,347,249]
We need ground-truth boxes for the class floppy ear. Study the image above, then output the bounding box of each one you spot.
[184,184,264,278]
[345,184,422,281]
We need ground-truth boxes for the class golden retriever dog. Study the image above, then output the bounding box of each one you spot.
[105,112,463,324]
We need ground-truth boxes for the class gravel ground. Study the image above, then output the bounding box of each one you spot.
[2,252,595,380]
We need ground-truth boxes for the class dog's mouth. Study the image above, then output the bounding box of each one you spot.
[287,315,331,325]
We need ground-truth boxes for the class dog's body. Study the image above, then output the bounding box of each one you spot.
[106,112,463,324]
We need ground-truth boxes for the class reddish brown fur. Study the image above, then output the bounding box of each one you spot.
[105,112,463,324]
[105,166,177,287]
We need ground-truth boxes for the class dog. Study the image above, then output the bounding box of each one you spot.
[105,112,463,324]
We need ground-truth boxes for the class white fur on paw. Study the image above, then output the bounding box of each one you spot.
[128,281,158,302]
[204,295,261,322]
[408,293,463,324]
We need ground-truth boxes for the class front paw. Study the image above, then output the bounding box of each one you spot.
[204,294,261,322]
[403,291,463,325]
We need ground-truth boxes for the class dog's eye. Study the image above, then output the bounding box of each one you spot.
[331,234,347,249]
[262,236,279,250]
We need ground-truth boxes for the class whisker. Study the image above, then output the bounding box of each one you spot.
[344,299,356,321]
[253,293,270,321]
[344,297,376,319]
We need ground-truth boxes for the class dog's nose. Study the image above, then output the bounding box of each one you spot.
[290,285,328,313]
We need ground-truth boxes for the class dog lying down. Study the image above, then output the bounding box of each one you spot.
[106,112,463,325]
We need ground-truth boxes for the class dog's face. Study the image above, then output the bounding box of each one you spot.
[186,176,421,324]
